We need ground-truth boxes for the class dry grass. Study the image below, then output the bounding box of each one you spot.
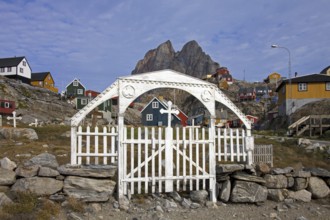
[66,197,85,213]
[0,191,60,220]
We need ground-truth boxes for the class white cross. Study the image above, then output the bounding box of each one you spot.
[160,101,179,128]
[29,119,39,127]
[7,111,22,128]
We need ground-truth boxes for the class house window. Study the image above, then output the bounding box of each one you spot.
[7,67,11,72]
[298,83,307,91]
[81,99,88,105]
[77,89,83,95]
[73,81,79,86]
[39,81,43,86]
[4,102,10,108]
[146,114,153,121]
[0,68,4,72]
[326,82,330,91]
[20,68,23,73]
[152,101,159,108]
[23,61,26,66]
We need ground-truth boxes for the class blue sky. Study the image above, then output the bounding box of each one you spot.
[1,0,330,92]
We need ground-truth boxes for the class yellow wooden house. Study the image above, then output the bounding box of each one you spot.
[264,72,281,84]
[275,73,330,116]
[31,72,59,93]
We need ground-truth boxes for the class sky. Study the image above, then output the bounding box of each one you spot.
[1,0,330,92]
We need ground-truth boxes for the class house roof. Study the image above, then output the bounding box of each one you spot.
[0,56,25,68]
[275,73,330,92]
[65,78,87,90]
[31,72,50,81]
[320,66,330,74]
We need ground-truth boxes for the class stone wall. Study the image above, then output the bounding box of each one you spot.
[0,153,329,209]
[216,163,330,203]
[0,153,117,207]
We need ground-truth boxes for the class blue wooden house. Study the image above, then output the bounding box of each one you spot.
[141,97,182,126]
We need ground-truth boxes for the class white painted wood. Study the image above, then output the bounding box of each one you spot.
[151,127,156,193]
[78,126,82,164]
[130,127,134,194]
[182,127,187,191]
[144,127,148,193]
[230,129,234,161]
[158,127,162,193]
[7,111,22,128]
[137,127,141,193]
[94,126,99,165]
[86,126,91,164]
[195,127,200,190]
[176,127,180,191]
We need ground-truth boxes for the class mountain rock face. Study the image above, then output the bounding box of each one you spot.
[131,40,220,78]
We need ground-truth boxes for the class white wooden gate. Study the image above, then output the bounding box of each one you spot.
[121,126,214,195]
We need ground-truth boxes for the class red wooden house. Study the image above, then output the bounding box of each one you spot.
[0,99,15,114]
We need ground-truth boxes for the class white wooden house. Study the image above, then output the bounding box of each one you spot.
[0,56,32,83]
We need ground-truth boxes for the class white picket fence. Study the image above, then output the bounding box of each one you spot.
[72,126,250,196]
[253,144,273,167]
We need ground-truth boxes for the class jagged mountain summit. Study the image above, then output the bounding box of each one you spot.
[131,40,220,79]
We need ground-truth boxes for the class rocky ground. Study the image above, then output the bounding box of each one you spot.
[66,195,330,220]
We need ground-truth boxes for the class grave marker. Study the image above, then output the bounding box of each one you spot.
[7,111,22,128]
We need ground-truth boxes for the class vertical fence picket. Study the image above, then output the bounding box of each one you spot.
[86,126,90,164]
[230,129,234,161]
[183,127,187,191]
[94,126,99,165]
[111,127,116,163]
[242,130,246,161]
[103,127,107,165]
[78,126,82,164]
[195,127,200,190]
[158,127,162,193]
[144,127,148,194]
[224,128,227,161]
[176,127,180,191]
[151,127,156,193]
[236,129,240,162]
[217,128,221,161]
[202,127,206,189]
[130,127,134,194]
[189,127,193,190]
[137,127,141,194]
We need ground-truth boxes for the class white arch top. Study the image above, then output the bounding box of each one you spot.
[71,69,251,130]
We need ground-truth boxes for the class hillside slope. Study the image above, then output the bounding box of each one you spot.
[0,76,76,125]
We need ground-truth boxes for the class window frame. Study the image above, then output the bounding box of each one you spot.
[7,67,11,72]
[326,82,330,91]
[298,82,307,92]
[23,61,26,66]
[4,102,10,108]
[152,101,159,109]
[20,68,23,73]
[81,99,88,105]
[77,89,84,95]
[146,114,153,121]
[0,67,4,72]
[73,81,79,86]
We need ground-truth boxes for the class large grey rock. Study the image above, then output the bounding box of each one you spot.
[216,164,245,174]
[256,162,271,174]
[271,167,293,175]
[287,190,312,202]
[0,168,16,185]
[24,153,59,169]
[230,180,268,203]
[219,179,231,202]
[303,167,330,178]
[267,189,288,202]
[307,177,330,199]
[0,157,17,171]
[58,164,117,178]
[264,174,288,189]
[0,127,38,140]
[15,164,39,178]
[38,166,60,177]
[0,192,13,206]
[292,178,308,191]
[11,177,63,196]
[190,190,208,203]
[232,172,266,184]
[168,191,182,202]
[292,171,311,178]
[64,176,116,202]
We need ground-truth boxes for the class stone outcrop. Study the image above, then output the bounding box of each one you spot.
[0,168,16,185]
[131,40,220,79]
[63,176,116,202]
[11,177,63,196]
[0,127,38,140]
[230,180,268,203]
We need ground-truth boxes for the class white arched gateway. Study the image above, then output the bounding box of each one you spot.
[70,69,254,202]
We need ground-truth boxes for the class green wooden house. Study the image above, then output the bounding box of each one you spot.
[65,78,86,98]
[75,90,112,111]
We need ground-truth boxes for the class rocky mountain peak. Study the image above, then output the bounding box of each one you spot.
[131,40,220,78]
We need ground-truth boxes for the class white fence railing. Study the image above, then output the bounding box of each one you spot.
[75,126,118,165]
[253,144,273,167]
[215,128,247,162]
[71,126,254,195]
